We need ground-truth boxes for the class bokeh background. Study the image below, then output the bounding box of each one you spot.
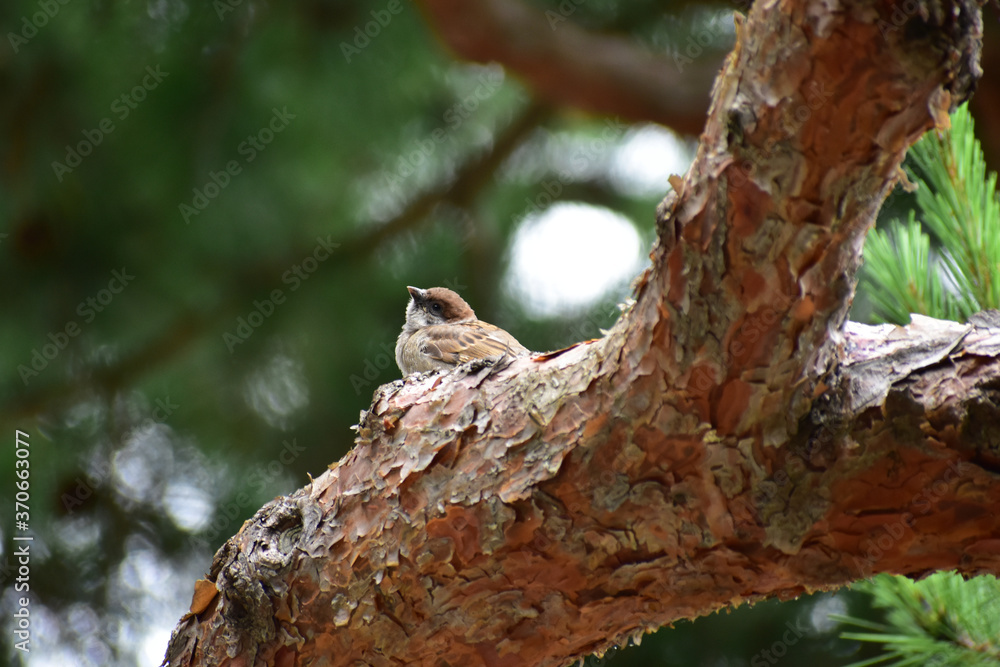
[2,1,997,666]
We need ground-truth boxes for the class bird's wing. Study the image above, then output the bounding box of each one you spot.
[419,322,529,365]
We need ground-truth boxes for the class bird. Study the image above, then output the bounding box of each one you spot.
[395,286,530,375]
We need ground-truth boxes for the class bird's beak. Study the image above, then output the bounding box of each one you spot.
[406,286,425,300]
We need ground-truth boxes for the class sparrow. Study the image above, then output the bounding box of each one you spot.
[395,286,530,375]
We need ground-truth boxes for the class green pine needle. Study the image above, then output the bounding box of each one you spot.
[859,104,1000,323]
[849,105,1000,667]
[836,573,1000,667]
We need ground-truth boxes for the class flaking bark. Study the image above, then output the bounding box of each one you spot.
[163,1,993,665]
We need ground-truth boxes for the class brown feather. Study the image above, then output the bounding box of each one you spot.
[396,286,531,374]
[423,287,476,321]
[417,321,528,364]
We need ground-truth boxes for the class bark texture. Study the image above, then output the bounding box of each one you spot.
[164,0,991,665]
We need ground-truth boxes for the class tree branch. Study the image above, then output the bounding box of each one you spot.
[416,0,717,135]
[163,0,988,665]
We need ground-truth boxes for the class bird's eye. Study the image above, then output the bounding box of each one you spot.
[431,303,442,313]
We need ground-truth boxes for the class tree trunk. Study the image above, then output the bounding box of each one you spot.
[163,0,990,665]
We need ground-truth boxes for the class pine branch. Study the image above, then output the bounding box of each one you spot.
[860,104,1000,324]
[838,573,1000,667]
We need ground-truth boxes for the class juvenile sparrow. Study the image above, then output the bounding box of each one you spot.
[395,286,530,375]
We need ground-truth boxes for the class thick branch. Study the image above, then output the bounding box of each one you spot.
[164,315,1000,667]
[416,0,717,134]
[163,1,987,666]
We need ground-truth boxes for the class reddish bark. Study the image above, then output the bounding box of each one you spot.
[164,1,991,666]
